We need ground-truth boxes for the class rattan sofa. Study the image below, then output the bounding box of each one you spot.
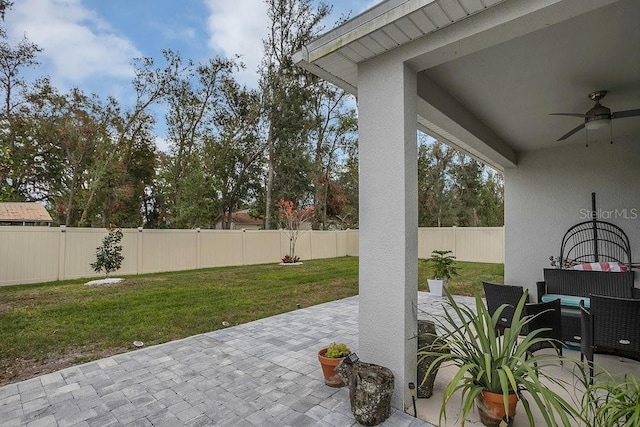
[580,295,640,381]
[536,217,635,345]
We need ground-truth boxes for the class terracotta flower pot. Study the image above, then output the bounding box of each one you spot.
[318,348,346,387]
[476,390,518,427]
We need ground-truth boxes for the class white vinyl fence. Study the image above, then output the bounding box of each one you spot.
[0,226,504,286]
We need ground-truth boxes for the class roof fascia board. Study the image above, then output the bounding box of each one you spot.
[306,0,436,63]
[292,50,358,94]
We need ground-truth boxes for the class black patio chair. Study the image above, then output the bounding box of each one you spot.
[482,282,526,330]
[483,282,562,357]
[580,295,640,382]
[524,298,563,357]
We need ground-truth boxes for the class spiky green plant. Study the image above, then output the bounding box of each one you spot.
[419,287,580,426]
[582,372,640,426]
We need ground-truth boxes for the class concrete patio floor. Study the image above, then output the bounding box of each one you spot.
[0,293,444,427]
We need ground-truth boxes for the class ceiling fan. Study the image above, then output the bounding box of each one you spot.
[550,90,640,141]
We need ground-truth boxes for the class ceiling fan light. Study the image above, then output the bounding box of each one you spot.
[585,118,610,130]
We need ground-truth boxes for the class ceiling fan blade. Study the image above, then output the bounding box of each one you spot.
[612,109,640,119]
[550,113,588,117]
[557,123,585,141]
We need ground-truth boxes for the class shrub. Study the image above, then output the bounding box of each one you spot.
[91,226,124,277]
[281,254,301,263]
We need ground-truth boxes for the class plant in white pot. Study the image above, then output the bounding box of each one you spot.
[427,249,458,296]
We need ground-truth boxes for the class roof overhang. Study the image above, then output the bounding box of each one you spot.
[294,0,640,171]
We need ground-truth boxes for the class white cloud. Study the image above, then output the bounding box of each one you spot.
[6,0,141,86]
[204,0,268,88]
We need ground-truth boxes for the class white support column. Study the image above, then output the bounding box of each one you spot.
[358,58,418,410]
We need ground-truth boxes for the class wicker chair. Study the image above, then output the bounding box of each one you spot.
[483,282,562,357]
[580,295,640,382]
[524,299,563,357]
[482,282,526,329]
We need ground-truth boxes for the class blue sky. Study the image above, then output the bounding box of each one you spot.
[6,0,376,101]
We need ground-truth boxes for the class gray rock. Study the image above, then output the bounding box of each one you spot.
[336,358,394,426]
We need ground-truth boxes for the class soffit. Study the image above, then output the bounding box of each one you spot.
[295,0,506,93]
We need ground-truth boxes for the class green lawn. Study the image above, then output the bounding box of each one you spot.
[0,256,502,386]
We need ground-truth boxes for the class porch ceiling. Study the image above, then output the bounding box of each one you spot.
[294,0,640,171]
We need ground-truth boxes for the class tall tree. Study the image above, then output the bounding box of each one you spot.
[477,170,504,227]
[417,138,456,227]
[24,80,158,227]
[260,0,331,228]
[27,85,113,225]
[157,50,262,228]
[210,76,263,229]
[0,1,42,201]
[451,154,484,226]
[417,136,504,227]
[335,140,359,228]
[0,144,11,200]
[308,83,357,229]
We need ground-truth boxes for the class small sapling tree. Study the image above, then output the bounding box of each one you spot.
[91,225,124,277]
[277,199,315,263]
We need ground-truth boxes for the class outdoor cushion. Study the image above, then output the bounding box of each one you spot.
[568,262,628,272]
[541,294,590,309]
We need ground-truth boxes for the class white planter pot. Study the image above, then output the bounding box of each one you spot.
[427,279,448,296]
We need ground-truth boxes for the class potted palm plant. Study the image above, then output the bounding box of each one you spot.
[427,249,458,296]
[318,342,351,387]
[420,288,579,426]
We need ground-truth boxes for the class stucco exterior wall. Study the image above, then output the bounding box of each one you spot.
[504,139,640,296]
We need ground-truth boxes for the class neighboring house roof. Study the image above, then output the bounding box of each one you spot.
[226,210,262,226]
[0,203,53,223]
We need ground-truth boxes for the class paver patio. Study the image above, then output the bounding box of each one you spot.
[1,293,467,427]
[5,290,638,426]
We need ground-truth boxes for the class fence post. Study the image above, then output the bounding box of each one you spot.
[196,228,201,269]
[242,229,246,265]
[58,225,66,281]
[502,226,506,264]
[452,226,457,257]
[137,227,143,275]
